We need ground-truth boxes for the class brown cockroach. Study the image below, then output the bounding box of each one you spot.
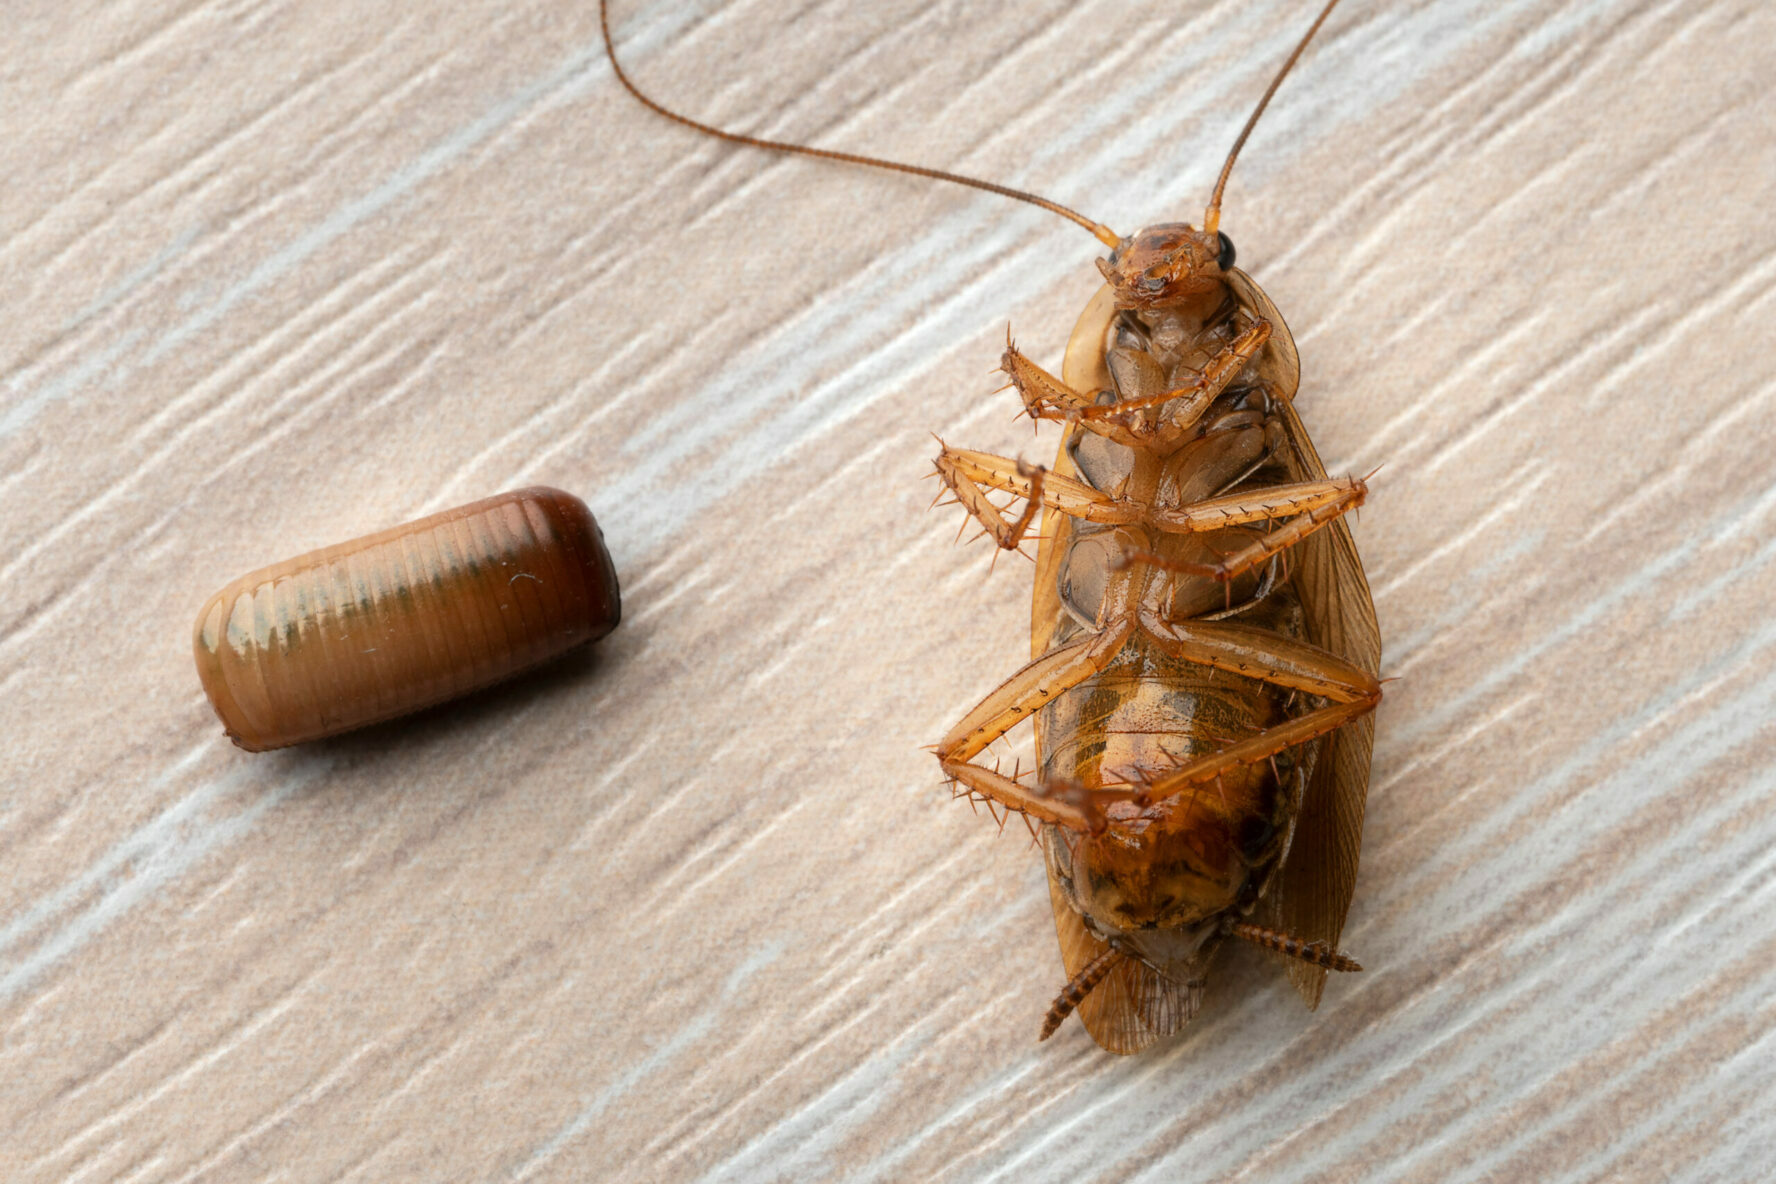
[193,487,620,752]
[602,0,1379,1053]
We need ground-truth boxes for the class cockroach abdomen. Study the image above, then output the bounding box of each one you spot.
[192,487,619,751]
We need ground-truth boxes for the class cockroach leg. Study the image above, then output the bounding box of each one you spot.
[1152,475,1364,533]
[935,447,1138,550]
[1223,920,1361,972]
[1002,341,1095,418]
[1039,945,1126,1041]
[934,452,1044,551]
[999,346,1149,449]
[936,618,1138,832]
[1077,317,1271,424]
[947,763,1110,834]
[1202,554,1284,621]
[1149,474,1367,583]
[1137,616,1381,705]
[1144,694,1379,806]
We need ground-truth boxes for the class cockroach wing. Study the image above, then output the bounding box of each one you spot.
[1227,268,1301,405]
[1030,285,1118,661]
[1239,271,1381,1007]
[1046,873,1204,1055]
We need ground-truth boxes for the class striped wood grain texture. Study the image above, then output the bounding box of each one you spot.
[2,1,1772,1180]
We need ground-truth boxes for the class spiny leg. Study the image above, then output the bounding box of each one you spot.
[1000,331,1276,455]
[1002,338,1095,419]
[934,617,1138,833]
[1039,945,1125,1041]
[1142,474,1368,584]
[1075,317,1272,427]
[1138,616,1379,704]
[1151,475,1365,533]
[1147,696,1377,804]
[1000,343,1148,449]
[939,449,1119,519]
[935,446,1139,548]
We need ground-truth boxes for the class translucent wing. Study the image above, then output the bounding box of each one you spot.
[1031,285,1118,661]
[1047,871,1204,1054]
[1235,269,1381,1006]
[1227,268,1300,404]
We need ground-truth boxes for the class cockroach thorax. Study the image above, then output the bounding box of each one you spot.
[1098,222,1236,311]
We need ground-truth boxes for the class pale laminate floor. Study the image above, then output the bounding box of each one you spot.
[3,2,1773,1181]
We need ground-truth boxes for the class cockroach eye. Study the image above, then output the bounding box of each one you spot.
[1217,231,1236,271]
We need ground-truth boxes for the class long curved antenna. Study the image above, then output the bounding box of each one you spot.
[1204,0,1346,237]
[600,0,1121,248]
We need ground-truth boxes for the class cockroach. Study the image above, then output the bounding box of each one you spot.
[193,487,620,752]
[602,0,1379,1053]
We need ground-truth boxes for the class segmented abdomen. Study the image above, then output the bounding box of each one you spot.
[192,487,619,751]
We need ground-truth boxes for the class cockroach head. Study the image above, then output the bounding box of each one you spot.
[1097,223,1236,310]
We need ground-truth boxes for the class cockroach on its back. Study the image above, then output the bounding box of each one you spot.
[602,0,1380,1053]
[937,226,1381,1052]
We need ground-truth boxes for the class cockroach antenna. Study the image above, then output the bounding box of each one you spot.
[598,0,1122,247]
[1204,0,1346,238]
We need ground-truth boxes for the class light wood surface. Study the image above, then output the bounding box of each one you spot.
[4,1,1773,1180]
